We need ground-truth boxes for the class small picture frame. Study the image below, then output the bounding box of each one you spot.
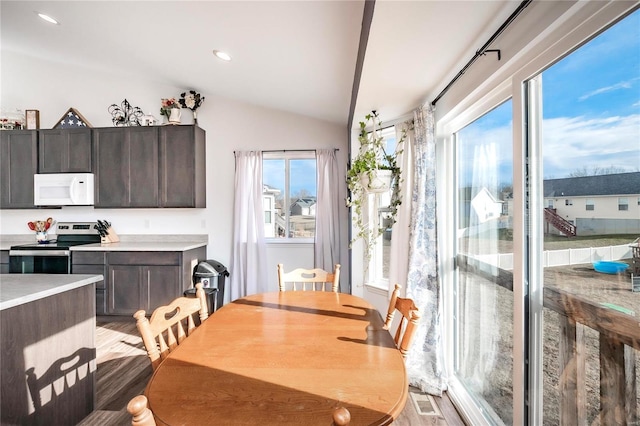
[25,109,40,130]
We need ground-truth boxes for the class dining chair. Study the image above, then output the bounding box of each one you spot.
[127,395,156,426]
[383,284,421,358]
[133,283,208,370]
[277,263,341,292]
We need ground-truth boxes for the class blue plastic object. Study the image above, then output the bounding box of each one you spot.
[593,261,630,274]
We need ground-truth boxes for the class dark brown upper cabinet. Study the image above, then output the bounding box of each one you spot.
[0,130,38,209]
[93,126,159,208]
[159,125,206,208]
[38,128,92,173]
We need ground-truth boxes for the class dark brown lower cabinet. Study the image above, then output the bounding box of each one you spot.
[71,252,107,315]
[108,264,180,315]
[72,248,205,316]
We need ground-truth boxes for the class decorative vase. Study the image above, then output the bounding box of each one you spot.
[193,110,198,125]
[36,231,48,243]
[360,169,392,194]
[169,108,181,124]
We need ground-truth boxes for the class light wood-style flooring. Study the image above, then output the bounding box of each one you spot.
[78,318,465,425]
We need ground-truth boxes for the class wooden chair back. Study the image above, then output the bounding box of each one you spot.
[134,283,208,370]
[128,395,156,426]
[277,263,341,292]
[383,284,421,358]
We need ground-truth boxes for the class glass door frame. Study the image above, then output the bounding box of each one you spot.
[437,2,638,424]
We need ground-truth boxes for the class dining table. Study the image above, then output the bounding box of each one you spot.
[144,291,409,425]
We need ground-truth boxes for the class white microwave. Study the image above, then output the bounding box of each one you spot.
[34,173,95,206]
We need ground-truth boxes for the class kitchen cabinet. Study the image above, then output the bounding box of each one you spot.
[0,250,8,274]
[159,125,206,207]
[93,127,159,208]
[71,251,107,315]
[103,247,205,315]
[0,130,38,209]
[38,128,92,173]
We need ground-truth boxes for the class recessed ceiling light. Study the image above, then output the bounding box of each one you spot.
[213,50,232,62]
[37,12,59,25]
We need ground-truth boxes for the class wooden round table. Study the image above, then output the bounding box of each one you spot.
[145,291,408,425]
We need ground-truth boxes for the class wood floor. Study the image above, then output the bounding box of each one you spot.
[78,318,465,426]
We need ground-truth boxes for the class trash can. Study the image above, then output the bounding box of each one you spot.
[184,259,229,314]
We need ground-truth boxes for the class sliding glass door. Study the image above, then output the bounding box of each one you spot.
[449,7,639,424]
[455,100,514,424]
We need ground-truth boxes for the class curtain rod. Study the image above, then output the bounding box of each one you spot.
[431,0,532,107]
[234,149,339,154]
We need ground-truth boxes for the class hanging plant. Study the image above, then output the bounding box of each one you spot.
[346,111,408,265]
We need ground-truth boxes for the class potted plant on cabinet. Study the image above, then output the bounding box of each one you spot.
[347,111,407,264]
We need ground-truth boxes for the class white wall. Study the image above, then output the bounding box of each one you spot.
[0,51,350,290]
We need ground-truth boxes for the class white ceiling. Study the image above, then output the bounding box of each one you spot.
[1,1,516,127]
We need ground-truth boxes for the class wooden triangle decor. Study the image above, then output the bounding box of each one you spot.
[54,107,92,129]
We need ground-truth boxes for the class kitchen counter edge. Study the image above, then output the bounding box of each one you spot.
[70,241,207,252]
[0,274,103,310]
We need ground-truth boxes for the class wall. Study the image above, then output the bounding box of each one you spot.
[0,51,350,290]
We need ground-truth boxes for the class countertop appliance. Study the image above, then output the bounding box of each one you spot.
[9,222,100,274]
[34,173,95,206]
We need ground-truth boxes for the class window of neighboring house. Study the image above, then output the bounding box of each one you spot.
[263,151,317,239]
[547,199,554,208]
[619,197,629,211]
[586,199,594,211]
[565,199,572,206]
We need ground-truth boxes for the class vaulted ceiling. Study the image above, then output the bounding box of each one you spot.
[1,1,516,127]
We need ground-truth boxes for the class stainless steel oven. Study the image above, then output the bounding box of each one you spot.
[9,222,100,274]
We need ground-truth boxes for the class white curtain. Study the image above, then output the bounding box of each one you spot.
[229,151,268,300]
[405,105,446,396]
[388,121,414,297]
[460,142,499,393]
[314,149,342,279]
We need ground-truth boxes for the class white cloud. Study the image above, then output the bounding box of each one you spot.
[542,114,640,178]
[578,77,640,101]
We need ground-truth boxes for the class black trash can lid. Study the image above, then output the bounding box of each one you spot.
[194,259,229,277]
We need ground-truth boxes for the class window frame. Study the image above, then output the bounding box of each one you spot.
[263,151,317,243]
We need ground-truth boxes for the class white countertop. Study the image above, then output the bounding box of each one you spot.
[0,274,103,310]
[71,241,207,251]
[1,234,207,252]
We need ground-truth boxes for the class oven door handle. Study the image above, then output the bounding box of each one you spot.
[9,250,70,256]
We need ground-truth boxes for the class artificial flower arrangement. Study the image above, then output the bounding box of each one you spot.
[160,98,180,120]
[179,90,205,123]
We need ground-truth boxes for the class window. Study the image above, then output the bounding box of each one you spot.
[565,199,572,206]
[585,199,594,211]
[619,197,629,211]
[366,125,399,284]
[547,199,554,208]
[263,152,316,239]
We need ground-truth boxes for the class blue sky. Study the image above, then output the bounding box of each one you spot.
[263,158,316,198]
[459,9,640,184]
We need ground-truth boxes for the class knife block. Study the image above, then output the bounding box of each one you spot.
[101,227,120,244]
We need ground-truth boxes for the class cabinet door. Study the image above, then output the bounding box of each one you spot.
[0,250,8,274]
[0,130,37,208]
[108,265,143,315]
[39,129,92,173]
[159,125,206,207]
[72,251,107,315]
[94,127,158,207]
[144,265,181,312]
[107,264,181,315]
